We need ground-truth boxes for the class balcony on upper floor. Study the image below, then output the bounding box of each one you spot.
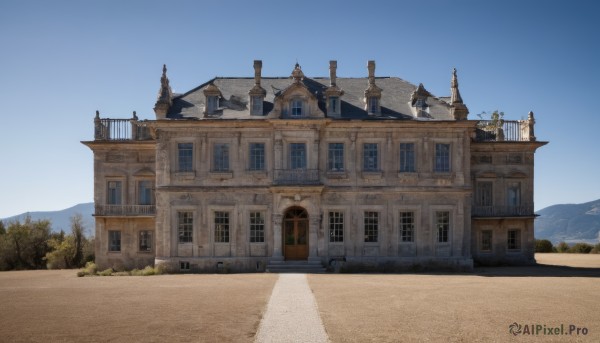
[472,205,535,218]
[94,111,153,141]
[475,111,538,142]
[274,169,321,185]
[95,205,156,217]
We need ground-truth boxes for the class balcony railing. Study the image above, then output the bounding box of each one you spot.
[472,205,535,217]
[274,169,320,185]
[475,120,531,142]
[94,113,152,141]
[95,205,156,217]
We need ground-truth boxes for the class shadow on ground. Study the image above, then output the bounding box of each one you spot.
[474,263,600,277]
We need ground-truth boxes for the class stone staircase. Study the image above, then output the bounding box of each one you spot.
[266,260,327,273]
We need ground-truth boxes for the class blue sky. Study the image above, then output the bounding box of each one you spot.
[0,0,599,218]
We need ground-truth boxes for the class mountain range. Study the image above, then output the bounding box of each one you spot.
[1,199,599,244]
[1,203,95,235]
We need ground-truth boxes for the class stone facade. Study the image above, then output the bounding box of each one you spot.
[82,61,546,272]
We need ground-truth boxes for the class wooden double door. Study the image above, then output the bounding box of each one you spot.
[283,207,308,260]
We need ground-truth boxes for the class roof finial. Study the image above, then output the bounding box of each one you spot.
[450,68,468,120]
[154,64,173,119]
[291,62,304,83]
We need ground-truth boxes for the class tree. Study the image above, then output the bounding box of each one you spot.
[568,243,593,254]
[0,220,5,235]
[535,239,553,253]
[556,241,570,253]
[0,216,52,270]
[44,214,89,269]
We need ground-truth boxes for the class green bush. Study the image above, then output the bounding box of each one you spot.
[535,239,554,253]
[568,243,593,254]
[98,268,113,276]
[590,243,600,254]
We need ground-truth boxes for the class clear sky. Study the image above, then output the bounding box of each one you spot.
[0,0,599,218]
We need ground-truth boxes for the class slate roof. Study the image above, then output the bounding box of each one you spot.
[167,76,454,120]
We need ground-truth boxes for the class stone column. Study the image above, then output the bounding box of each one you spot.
[272,214,283,260]
[308,216,320,262]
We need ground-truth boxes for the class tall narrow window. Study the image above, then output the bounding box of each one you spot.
[213,143,230,172]
[507,229,521,250]
[251,96,263,115]
[434,143,450,172]
[363,143,378,171]
[249,212,265,243]
[108,230,121,252]
[329,211,344,243]
[507,182,521,207]
[139,230,153,252]
[329,96,339,115]
[481,230,492,252]
[399,143,415,172]
[368,97,378,114]
[214,211,230,243]
[400,211,415,242]
[328,143,344,171]
[138,181,154,205]
[476,182,493,206]
[178,211,193,243]
[436,211,450,243]
[107,181,122,205]
[207,96,218,114]
[290,143,306,169]
[291,99,303,117]
[364,211,379,243]
[178,143,193,172]
[249,143,265,171]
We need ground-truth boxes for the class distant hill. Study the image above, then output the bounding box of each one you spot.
[0,203,95,235]
[535,199,600,244]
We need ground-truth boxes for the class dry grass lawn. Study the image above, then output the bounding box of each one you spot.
[308,254,600,342]
[0,271,277,343]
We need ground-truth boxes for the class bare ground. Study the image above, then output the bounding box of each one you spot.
[0,271,277,343]
[1,254,598,342]
[308,254,600,342]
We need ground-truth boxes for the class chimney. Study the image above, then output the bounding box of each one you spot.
[367,60,376,85]
[254,60,262,86]
[329,60,337,87]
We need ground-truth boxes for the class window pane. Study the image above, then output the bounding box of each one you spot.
[290,143,306,169]
[476,182,493,206]
[213,143,230,171]
[215,211,230,243]
[434,143,450,172]
[178,143,193,172]
[138,181,154,205]
[399,143,415,172]
[400,212,414,242]
[481,230,492,251]
[249,143,265,171]
[139,230,153,252]
[369,97,378,113]
[329,97,338,113]
[252,96,263,114]
[364,211,378,242]
[328,143,344,171]
[507,182,521,206]
[109,230,121,252]
[436,211,450,243]
[363,143,378,171]
[291,100,302,116]
[329,211,344,243]
[507,229,521,250]
[250,212,265,243]
[178,212,193,243]
[107,181,122,205]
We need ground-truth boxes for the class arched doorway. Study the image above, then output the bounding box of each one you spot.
[283,207,308,260]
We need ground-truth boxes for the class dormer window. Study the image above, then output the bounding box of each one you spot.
[329,96,340,115]
[207,96,218,114]
[251,96,263,115]
[368,97,379,114]
[291,99,303,117]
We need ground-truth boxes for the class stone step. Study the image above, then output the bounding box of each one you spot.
[266,260,327,273]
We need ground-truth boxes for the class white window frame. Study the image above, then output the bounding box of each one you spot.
[290,99,303,117]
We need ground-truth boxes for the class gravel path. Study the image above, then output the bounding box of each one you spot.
[255,274,329,343]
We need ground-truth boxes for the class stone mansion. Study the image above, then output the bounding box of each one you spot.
[82,60,546,272]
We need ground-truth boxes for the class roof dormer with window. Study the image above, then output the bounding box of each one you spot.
[249,60,267,115]
[324,60,344,118]
[410,83,432,118]
[364,60,382,115]
[267,63,325,119]
[203,83,222,116]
